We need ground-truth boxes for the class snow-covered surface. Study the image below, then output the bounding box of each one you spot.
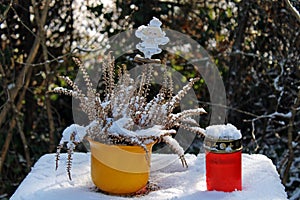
[11,153,287,200]
[205,124,242,140]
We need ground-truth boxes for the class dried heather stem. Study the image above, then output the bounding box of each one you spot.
[102,53,115,100]
[178,123,206,137]
[58,75,82,95]
[74,57,98,101]
[161,65,173,99]
[143,64,153,98]
[51,87,77,97]
[162,135,188,168]
[55,144,63,170]
[167,77,200,114]
[167,72,173,99]
[67,149,73,180]
[168,108,206,128]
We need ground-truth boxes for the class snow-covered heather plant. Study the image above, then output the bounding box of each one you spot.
[51,53,206,179]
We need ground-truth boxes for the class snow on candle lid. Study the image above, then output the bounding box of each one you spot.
[205,123,242,141]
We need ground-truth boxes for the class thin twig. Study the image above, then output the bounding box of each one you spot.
[0,0,13,23]
[13,105,32,170]
[0,108,15,173]
[15,54,69,67]
[0,63,9,111]
[32,0,55,152]
[284,0,300,23]
[0,12,42,131]
[197,100,259,118]
[282,89,300,184]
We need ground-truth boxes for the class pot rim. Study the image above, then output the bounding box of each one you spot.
[87,137,157,149]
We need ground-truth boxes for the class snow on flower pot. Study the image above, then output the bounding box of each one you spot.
[89,139,155,195]
[204,124,242,192]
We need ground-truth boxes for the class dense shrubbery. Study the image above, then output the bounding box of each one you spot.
[0,0,299,198]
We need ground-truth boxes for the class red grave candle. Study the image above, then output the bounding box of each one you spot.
[204,124,242,192]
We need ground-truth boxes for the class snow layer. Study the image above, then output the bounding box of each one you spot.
[11,153,287,200]
[61,124,87,143]
[108,117,176,138]
[205,124,242,140]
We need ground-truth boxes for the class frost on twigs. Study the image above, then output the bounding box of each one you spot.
[50,53,206,179]
[162,135,188,168]
[55,124,85,180]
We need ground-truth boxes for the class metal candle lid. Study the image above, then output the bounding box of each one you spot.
[204,138,242,153]
[204,124,242,153]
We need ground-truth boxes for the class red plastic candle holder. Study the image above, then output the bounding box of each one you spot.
[204,138,242,192]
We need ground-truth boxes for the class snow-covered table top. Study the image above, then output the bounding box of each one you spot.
[11,153,287,200]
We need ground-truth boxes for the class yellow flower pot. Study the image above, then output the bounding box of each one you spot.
[88,139,155,195]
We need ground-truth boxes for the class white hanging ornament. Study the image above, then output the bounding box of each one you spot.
[135,17,169,59]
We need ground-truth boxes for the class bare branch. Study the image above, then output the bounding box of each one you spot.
[31,0,55,152]
[0,0,13,23]
[0,113,15,173]
[284,0,300,23]
[0,16,41,130]
[282,89,300,184]
[14,106,32,170]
